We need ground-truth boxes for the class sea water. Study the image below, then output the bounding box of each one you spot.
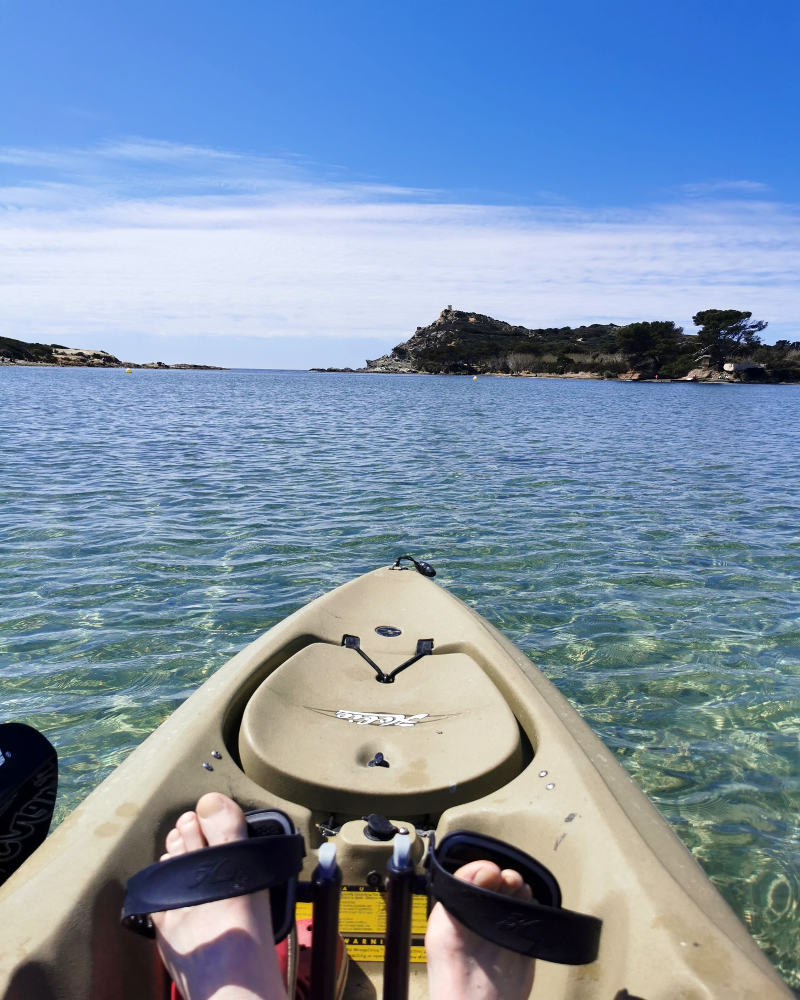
[2,366,798,988]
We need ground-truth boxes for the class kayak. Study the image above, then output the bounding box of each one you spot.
[0,559,791,998]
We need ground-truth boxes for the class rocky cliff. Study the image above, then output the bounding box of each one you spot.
[361,307,620,374]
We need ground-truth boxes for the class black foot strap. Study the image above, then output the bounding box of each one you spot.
[428,831,602,965]
[121,809,305,943]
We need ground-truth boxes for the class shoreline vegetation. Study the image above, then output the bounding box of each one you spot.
[313,307,800,384]
[0,337,224,371]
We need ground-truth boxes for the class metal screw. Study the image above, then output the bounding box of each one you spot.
[211,750,222,759]
[202,762,213,771]
[539,770,548,777]
[545,782,555,790]
[366,869,383,888]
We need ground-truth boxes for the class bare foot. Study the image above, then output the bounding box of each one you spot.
[425,860,536,1000]
[151,792,288,1000]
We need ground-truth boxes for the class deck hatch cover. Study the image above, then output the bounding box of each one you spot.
[238,643,524,814]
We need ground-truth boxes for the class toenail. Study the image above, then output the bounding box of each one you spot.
[196,793,226,818]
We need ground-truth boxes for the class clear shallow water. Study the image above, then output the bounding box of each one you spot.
[2,367,798,988]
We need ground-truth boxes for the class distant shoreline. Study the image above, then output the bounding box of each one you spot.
[309,367,787,384]
[6,363,797,384]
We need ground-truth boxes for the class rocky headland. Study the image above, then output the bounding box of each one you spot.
[0,336,224,370]
[313,307,799,382]
[313,307,622,377]
[362,308,619,376]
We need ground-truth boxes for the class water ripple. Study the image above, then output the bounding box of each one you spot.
[1,368,798,987]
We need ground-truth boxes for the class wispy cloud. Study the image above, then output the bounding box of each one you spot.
[1,140,797,365]
[679,179,772,197]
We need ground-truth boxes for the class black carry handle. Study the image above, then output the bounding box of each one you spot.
[391,555,436,577]
[0,723,58,886]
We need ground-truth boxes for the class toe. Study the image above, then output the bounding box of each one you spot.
[164,826,187,856]
[195,792,248,846]
[501,868,533,900]
[452,860,533,901]
[455,859,504,892]
[176,810,206,852]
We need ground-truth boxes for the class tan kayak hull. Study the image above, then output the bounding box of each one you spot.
[0,566,790,998]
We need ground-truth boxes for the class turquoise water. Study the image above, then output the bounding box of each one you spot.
[2,367,799,987]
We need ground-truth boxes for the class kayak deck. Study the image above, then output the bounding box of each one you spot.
[0,565,791,999]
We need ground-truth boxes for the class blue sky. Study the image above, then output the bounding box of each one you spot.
[1,0,798,367]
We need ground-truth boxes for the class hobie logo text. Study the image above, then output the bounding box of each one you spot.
[334,711,429,727]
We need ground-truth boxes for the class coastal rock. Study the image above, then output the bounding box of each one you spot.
[52,347,124,367]
[361,356,419,374]
[0,339,123,367]
[681,367,732,383]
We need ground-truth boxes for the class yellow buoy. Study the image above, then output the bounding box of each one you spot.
[125,368,132,373]
[472,375,478,381]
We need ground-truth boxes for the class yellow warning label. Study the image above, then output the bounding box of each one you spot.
[296,886,428,963]
[344,941,427,963]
